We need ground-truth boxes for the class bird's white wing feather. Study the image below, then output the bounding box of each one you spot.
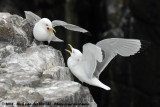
[52,20,88,33]
[95,38,141,78]
[24,11,41,24]
[82,43,103,79]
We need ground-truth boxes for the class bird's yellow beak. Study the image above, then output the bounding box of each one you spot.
[47,27,56,36]
[50,27,56,33]
[65,44,73,53]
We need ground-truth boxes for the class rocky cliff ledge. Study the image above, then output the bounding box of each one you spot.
[0,12,97,107]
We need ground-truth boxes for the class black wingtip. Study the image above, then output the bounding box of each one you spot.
[84,31,92,36]
[139,40,151,53]
[101,49,105,60]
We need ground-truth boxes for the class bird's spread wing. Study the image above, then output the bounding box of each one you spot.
[82,43,103,79]
[52,20,88,33]
[24,11,41,24]
[95,38,141,78]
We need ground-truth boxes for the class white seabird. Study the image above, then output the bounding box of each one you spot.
[24,11,88,44]
[65,38,142,90]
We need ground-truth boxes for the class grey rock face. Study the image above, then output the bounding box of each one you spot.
[0,63,6,68]
[0,88,7,97]
[0,43,96,107]
[0,77,15,91]
[0,13,96,107]
[36,80,97,107]
[0,13,34,49]
[42,66,73,81]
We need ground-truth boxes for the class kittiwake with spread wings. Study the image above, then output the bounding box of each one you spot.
[65,38,142,90]
[24,11,88,44]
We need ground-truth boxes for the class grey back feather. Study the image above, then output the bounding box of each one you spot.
[24,11,41,24]
[52,20,88,33]
[95,38,141,78]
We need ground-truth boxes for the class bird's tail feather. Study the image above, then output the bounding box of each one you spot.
[52,36,64,42]
[99,82,111,90]
[92,78,111,90]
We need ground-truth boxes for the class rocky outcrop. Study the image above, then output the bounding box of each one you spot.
[0,13,97,107]
[0,13,34,49]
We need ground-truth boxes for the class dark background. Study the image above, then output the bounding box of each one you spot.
[0,0,159,107]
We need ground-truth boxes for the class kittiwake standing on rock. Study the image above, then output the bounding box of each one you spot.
[24,11,88,44]
[65,38,142,90]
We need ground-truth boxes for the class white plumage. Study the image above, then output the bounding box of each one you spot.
[24,11,88,44]
[33,18,63,43]
[95,38,141,78]
[52,20,88,33]
[66,38,141,90]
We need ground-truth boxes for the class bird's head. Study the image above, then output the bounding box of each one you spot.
[65,44,82,58]
[40,18,56,36]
